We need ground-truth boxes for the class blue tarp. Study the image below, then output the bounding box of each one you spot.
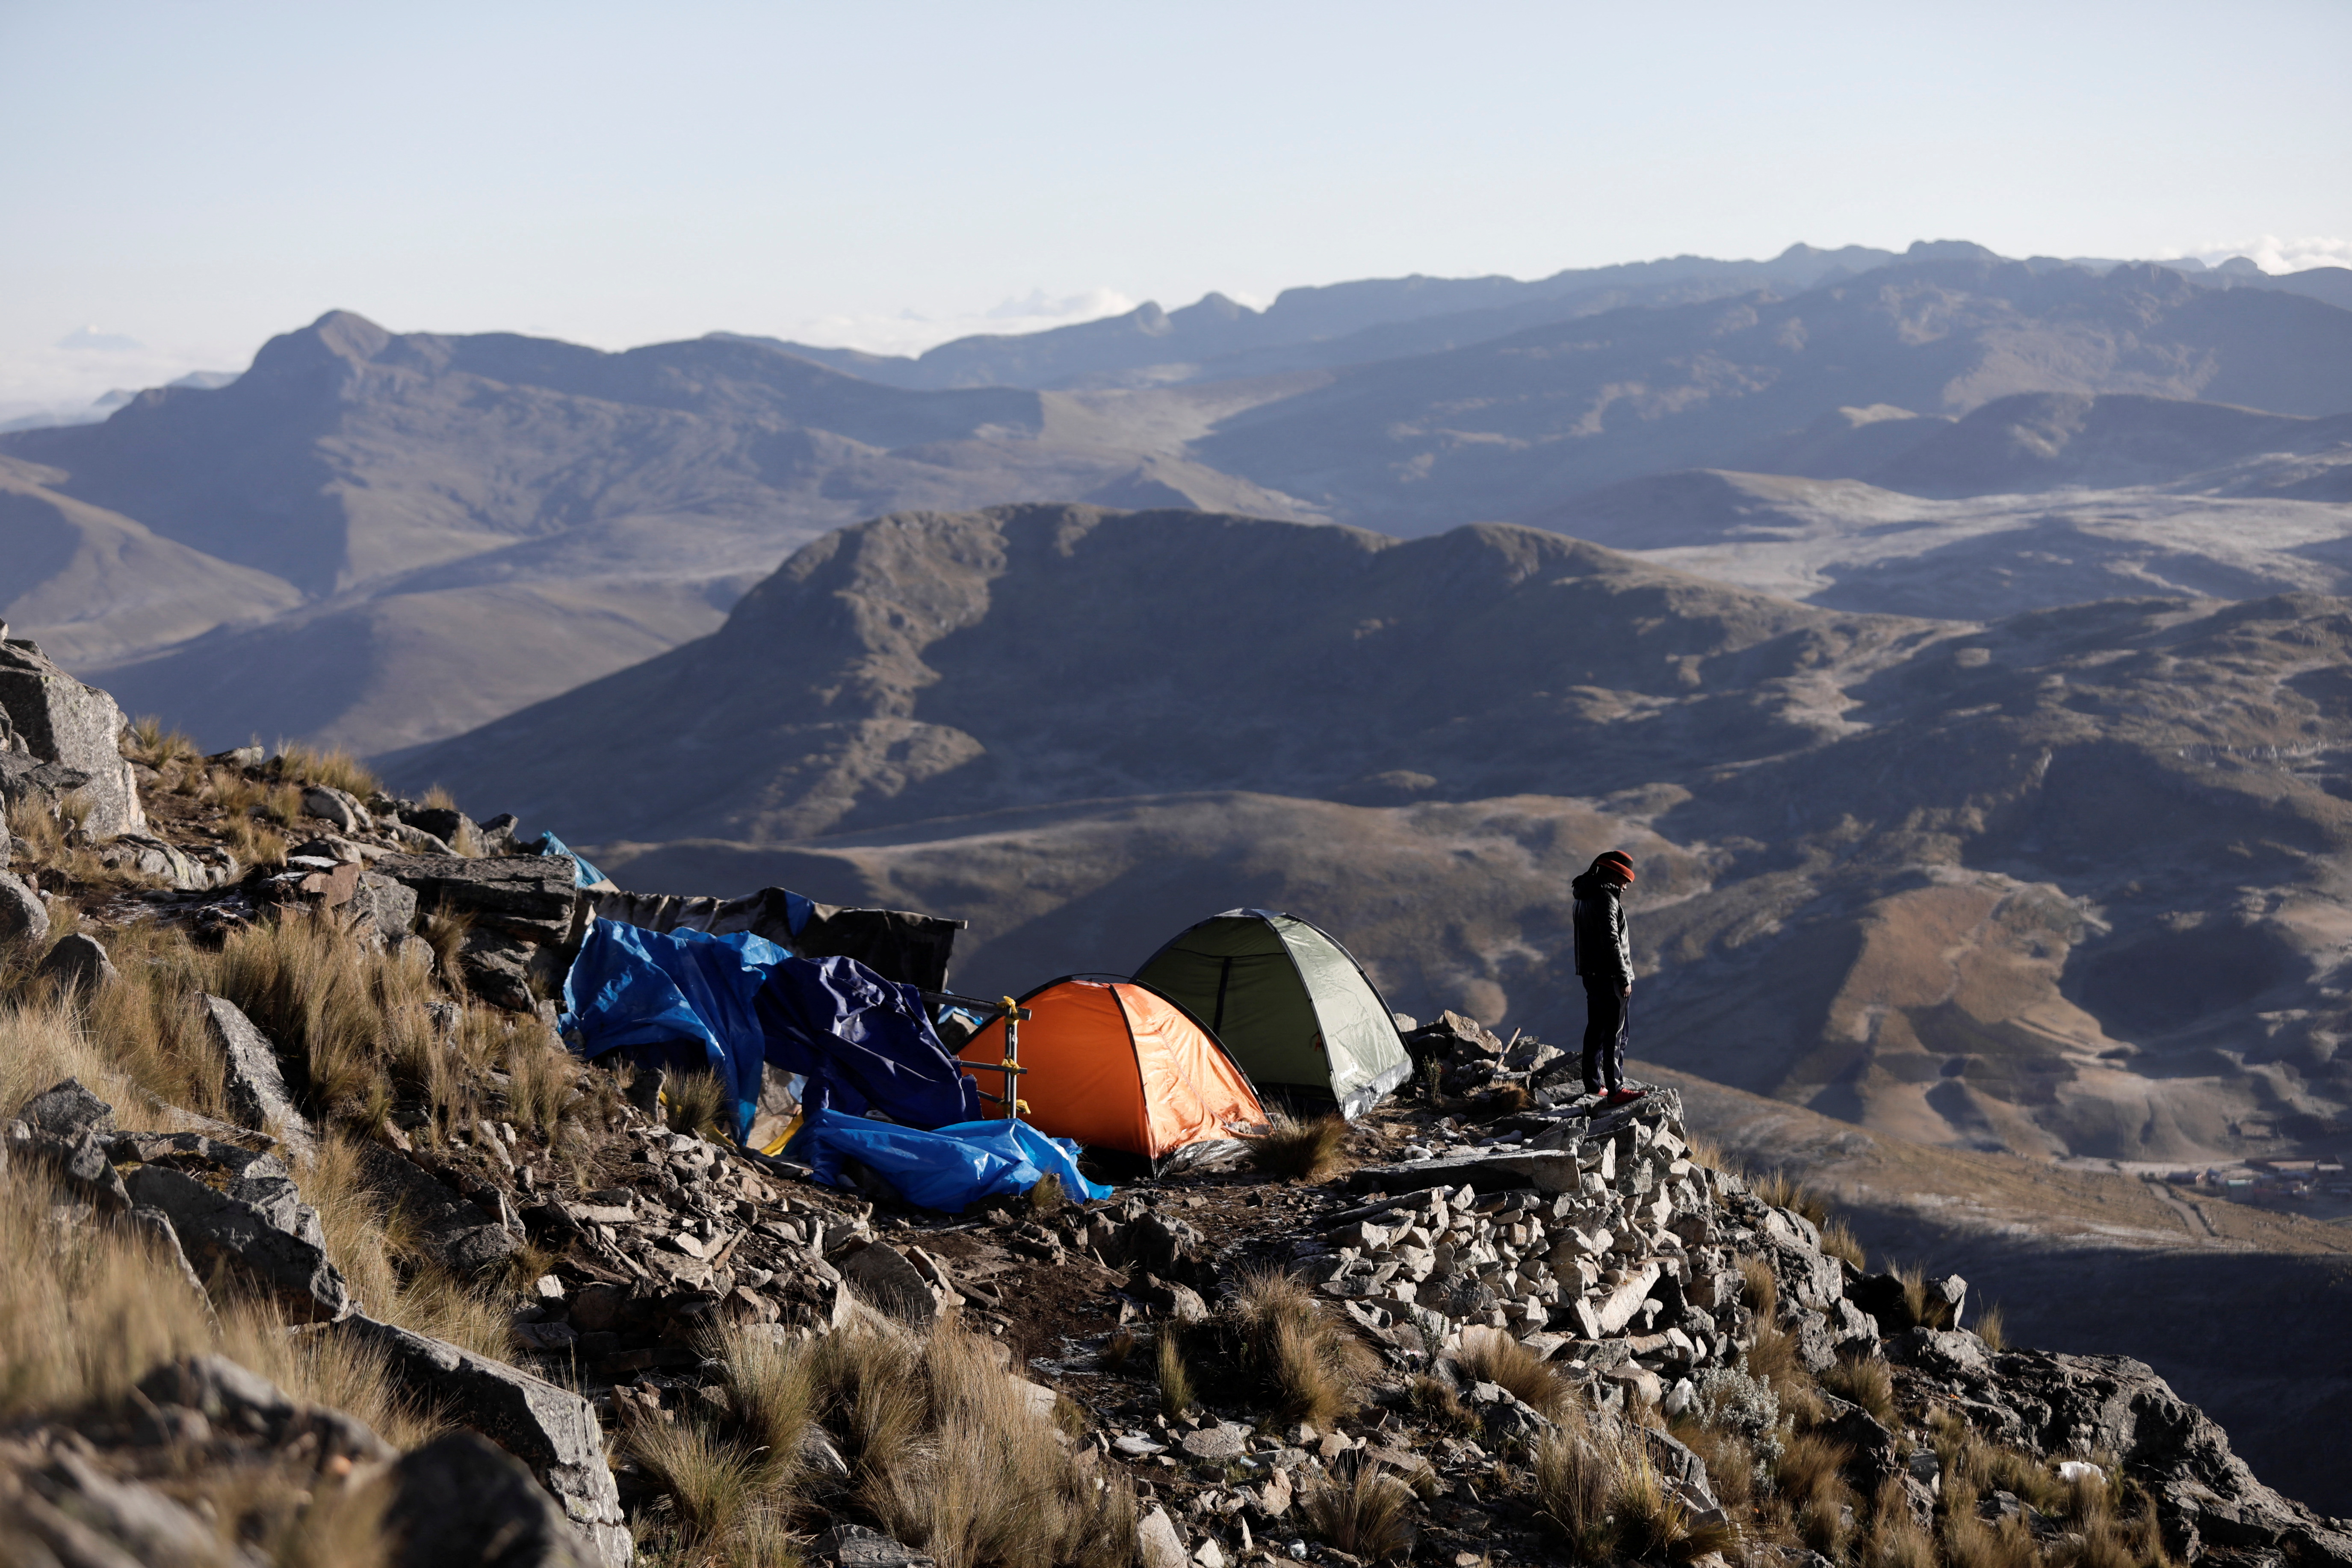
[560,919,980,1140]
[793,1106,1112,1211]
[535,831,609,889]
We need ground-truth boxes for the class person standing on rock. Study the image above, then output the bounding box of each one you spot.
[1572,850,1645,1105]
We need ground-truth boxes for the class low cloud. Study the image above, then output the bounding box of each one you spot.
[54,325,147,352]
[2181,236,2352,275]
[786,286,1142,358]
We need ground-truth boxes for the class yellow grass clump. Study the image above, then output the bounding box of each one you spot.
[1246,1110,1350,1183]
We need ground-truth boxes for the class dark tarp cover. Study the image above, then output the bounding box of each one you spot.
[793,1106,1111,1211]
[560,918,979,1139]
[591,888,964,992]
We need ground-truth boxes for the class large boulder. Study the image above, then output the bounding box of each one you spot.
[14,1077,115,1140]
[37,931,119,995]
[121,1163,350,1322]
[0,868,48,942]
[0,639,145,839]
[334,1315,630,1567]
[386,1431,603,1568]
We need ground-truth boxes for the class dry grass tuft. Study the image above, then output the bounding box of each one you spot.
[1533,1426,1619,1562]
[663,1070,733,1141]
[204,909,438,1123]
[793,1322,1136,1568]
[1455,1329,1575,1420]
[5,796,162,892]
[1302,1454,1418,1562]
[1669,1415,1759,1511]
[1860,1477,1937,1568]
[1823,1351,1897,1426]
[632,1418,766,1548]
[270,741,381,799]
[225,816,290,869]
[420,908,473,990]
[500,1018,583,1145]
[1738,1254,1777,1318]
[1026,1172,1067,1216]
[1408,1373,1480,1436]
[713,1321,817,1490]
[1976,1301,2007,1353]
[1820,1215,1867,1269]
[1938,1499,2043,1568]
[1776,1430,1858,1557]
[1752,1168,1832,1228]
[1246,1110,1350,1183]
[1740,1316,1820,1425]
[0,1167,217,1418]
[127,715,202,766]
[1225,1267,1376,1427]
[1531,1414,1729,1565]
[1895,1264,1960,1332]
[1155,1323,1194,1417]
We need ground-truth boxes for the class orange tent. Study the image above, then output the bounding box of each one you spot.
[958,977,1265,1161]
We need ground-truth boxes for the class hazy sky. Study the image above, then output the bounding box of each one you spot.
[4,0,2348,413]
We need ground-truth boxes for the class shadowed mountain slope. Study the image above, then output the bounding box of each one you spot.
[0,313,1318,751]
[393,503,1933,844]
[400,505,2352,1174]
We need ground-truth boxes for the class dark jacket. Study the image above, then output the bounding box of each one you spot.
[1571,871,1632,986]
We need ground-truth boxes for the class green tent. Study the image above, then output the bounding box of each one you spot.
[1133,909,1411,1119]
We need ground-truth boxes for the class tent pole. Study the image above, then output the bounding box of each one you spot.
[998,995,1031,1123]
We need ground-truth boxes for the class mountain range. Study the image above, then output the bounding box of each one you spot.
[6,241,2350,757]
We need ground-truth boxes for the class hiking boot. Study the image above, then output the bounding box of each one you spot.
[1601,1087,1648,1106]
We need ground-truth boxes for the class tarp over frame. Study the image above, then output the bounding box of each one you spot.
[959,977,1265,1160]
[559,918,980,1141]
[1133,909,1411,1120]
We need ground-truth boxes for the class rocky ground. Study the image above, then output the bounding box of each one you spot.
[3,641,2349,1568]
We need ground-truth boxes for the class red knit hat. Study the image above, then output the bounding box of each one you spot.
[1592,850,1636,883]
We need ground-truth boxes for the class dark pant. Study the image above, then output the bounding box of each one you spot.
[1582,977,1628,1094]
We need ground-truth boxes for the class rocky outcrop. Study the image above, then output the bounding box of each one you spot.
[1885,1329,2352,1565]
[373,853,588,1010]
[0,638,145,839]
[335,1314,631,1567]
[355,1141,520,1275]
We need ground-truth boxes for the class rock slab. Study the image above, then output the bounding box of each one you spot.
[202,994,317,1159]
[337,1314,631,1567]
